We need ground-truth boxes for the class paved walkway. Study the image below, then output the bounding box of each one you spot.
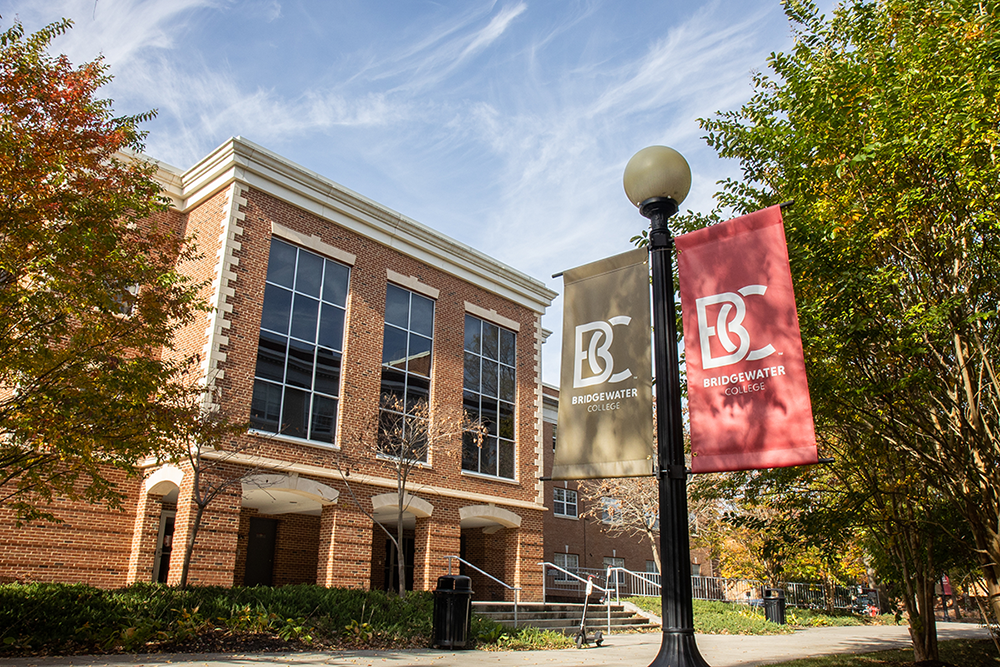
[0,623,989,667]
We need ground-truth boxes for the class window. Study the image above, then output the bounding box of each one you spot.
[553,487,578,517]
[251,238,349,443]
[553,553,579,580]
[379,284,434,461]
[603,556,625,584]
[646,560,659,574]
[462,315,516,478]
[601,497,622,524]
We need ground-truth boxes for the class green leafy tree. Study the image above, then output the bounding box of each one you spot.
[0,19,206,523]
[694,0,1000,659]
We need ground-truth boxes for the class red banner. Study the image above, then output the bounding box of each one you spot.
[676,206,817,473]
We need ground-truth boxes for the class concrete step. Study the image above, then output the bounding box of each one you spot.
[470,602,659,634]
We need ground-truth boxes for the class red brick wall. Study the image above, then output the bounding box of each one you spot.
[0,471,141,587]
[0,178,549,593]
[234,508,320,586]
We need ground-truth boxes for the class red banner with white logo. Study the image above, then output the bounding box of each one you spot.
[676,206,817,473]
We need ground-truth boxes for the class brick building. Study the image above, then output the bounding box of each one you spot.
[0,137,556,600]
[540,384,713,600]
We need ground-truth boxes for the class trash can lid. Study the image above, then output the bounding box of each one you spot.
[763,588,785,598]
[436,575,459,590]
[453,575,472,591]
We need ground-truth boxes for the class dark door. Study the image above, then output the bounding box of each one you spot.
[153,511,175,583]
[245,517,278,586]
[383,536,415,592]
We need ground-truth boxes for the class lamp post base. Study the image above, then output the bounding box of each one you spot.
[649,630,712,667]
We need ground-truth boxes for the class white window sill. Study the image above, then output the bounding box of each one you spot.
[461,470,520,485]
[248,428,340,450]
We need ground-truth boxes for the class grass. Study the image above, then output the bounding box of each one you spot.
[624,597,902,636]
[755,638,999,667]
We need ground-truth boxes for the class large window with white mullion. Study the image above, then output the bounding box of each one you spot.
[379,284,435,462]
[250,238,350,444]
[462,314,516,479]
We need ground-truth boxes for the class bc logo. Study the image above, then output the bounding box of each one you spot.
[695,285,776,369]
[573,317,633,388]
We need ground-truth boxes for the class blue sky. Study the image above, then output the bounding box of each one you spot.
[8,0,829,385]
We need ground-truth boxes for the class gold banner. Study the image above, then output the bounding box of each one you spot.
[553,248,653,479]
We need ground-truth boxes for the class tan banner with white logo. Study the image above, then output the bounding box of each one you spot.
[553,248,653,480]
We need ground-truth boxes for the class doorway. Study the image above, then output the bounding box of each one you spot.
[382,536,414,592]
[152,510,176,583]
[244,517,278,586]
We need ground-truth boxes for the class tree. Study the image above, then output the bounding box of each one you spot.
[169,384,254,589]
[0,19,205,523]
[337,396,483,597]
[695,0,1000,659]
[580,477,661,570]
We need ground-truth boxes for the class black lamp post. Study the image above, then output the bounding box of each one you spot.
[624,146,710,667]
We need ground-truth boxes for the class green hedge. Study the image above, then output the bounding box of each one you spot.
[0,583,433,654]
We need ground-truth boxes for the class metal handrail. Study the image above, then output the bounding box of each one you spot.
[604,567,873,611]
[607,567,660,602]
[446,555,521,626]
[539,561,612,632]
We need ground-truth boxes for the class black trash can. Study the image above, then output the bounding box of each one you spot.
[763,588,786,625]
[433,575,474,649]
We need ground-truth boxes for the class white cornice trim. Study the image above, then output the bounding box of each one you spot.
[149,138,556,313]
[198,449,547,512]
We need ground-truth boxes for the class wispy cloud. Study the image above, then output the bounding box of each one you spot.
[8,0,802,383]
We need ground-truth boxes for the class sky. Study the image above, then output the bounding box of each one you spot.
[7,0,832,386]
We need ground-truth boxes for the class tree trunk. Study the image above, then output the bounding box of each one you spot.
[179,504,204,589]
[397,497,406,598]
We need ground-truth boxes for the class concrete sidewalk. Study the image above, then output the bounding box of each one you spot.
[0,623,989,667]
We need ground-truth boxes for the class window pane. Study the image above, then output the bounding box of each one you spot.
[463,390,480,421]
[500,329,516,366]
[483,322,499,360]
[322,260,350,306]
[385,284,409,328]
[464,315,480,353]
[499,366,515,402]
[266,239,296,287]
[481,437,498,476]
[380,367,406,409]
[286,340,314,389]
[482,359,499,397]
[255,332,287,383]
[408,333,432,376]
[481,398,498,435]
[281,387,309,439]
[406,416,429,461]
[406,375,429,412]
[260,284,292,334]
[250,380,281,432]
[310,395,337,443]
[314,347,341,396]
[382,325,408,369]
[317,303,345,350]
[463,352,480,391]
[295,250,324,297]
[410,294,434,337]
[498,402,514,439]
[462,431,479,471]
[290,296,318,340]
[290,294,319,342]
[499,440,514,479]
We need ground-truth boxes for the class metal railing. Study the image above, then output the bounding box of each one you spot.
[539,562,612,632]
[446,555,521,626]
[605,568,869,611]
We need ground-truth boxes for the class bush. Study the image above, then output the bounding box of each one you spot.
[0,583,433,655]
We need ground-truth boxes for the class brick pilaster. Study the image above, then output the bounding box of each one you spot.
[317,504,372,588]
